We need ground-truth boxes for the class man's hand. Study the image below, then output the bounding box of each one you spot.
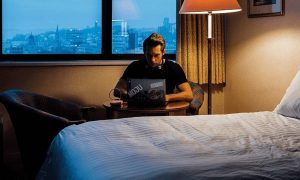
[165,82,193,102]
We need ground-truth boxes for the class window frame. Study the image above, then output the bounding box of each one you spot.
[0,0,176,61]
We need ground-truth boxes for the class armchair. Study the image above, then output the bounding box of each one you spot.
[187,81,205,115]
[0,89,87,179]
[174,81,204,115]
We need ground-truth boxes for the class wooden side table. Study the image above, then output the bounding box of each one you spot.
[103,101,189,119]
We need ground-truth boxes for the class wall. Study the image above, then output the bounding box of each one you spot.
[225,0,300,113]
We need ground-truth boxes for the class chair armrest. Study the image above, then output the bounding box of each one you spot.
[20,103,85,129]
[39,97,84,120]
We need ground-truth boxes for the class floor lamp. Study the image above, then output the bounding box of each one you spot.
[179,0,241,114]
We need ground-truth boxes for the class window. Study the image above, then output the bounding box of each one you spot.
[112,0,176,54]
[2,0,101,57]
[1,0,176,61]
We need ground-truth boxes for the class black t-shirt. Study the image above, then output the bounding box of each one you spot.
[121,59,188,94]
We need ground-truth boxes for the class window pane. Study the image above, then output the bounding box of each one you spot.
[112,0,176,54]
[2,0,101,54]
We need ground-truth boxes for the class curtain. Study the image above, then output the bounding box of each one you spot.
[176,0,225,85]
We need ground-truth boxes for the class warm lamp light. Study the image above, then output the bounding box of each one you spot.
[179,0,241,14]
[179,0,241,114]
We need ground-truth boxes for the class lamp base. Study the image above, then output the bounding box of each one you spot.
[207,38,212,114]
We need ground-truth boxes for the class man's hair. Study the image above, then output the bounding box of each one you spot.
[143,33,166,53]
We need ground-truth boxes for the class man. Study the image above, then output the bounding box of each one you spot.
[115,32,192,102]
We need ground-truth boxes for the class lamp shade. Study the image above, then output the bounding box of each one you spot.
[179,0,241,14]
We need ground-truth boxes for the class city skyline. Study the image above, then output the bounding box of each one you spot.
[3,17,176,54]
[3,0,175,40]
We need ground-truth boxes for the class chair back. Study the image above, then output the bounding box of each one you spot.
[187,81,204,115]
[0,89,85,179]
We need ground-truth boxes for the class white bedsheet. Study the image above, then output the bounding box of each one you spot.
[37,112,300,179]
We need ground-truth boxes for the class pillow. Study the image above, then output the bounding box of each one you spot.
[274,70,300,119]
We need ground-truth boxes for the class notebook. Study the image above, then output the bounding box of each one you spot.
[127,78,166,107]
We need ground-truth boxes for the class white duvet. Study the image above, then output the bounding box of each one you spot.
[37,112,300,180]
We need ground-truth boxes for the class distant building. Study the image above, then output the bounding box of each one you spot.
[112,20,129,53]
[55,25,62,53]
[158,17,176,53]
[23,33,38,54]
[128,32,137,52]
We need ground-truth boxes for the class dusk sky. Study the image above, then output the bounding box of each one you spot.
[3,0,175,40]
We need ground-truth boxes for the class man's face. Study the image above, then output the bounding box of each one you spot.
[145,45,165,68]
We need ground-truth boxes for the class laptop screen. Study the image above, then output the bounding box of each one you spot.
[127,79,166,107]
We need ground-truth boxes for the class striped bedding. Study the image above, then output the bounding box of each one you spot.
[37,111,300,179]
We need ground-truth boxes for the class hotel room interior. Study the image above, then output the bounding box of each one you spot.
[1,0,300,179]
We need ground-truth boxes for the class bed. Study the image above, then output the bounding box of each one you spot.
[37,71,300,180]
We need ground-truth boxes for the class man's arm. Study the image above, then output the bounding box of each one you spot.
[165,82,193,102]
[113,79,128,100]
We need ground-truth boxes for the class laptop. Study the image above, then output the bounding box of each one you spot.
[127,78,166,107]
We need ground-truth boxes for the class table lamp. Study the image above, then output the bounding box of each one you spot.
[179,0,241,114]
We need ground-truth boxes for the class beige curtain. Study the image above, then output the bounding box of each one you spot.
[176,0,225,85]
